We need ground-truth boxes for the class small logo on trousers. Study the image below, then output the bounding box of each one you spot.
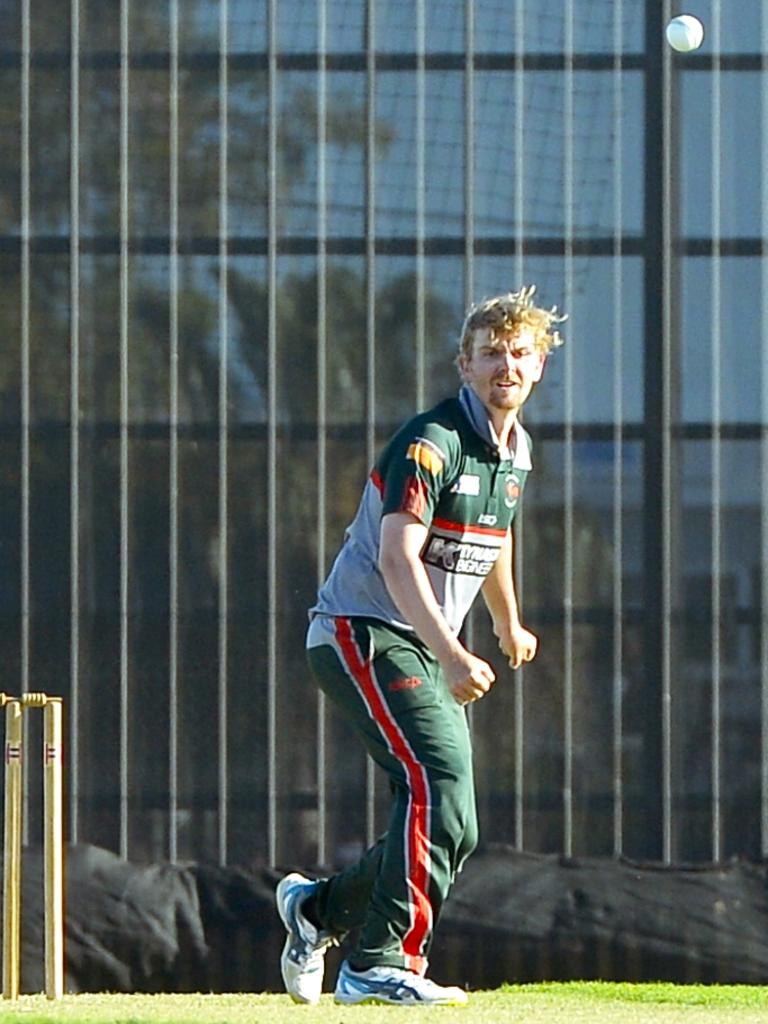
[388,676,423,693]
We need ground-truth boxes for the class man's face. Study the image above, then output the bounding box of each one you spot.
[459,327,546,414]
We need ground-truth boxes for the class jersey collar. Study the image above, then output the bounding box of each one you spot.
[458,385,532,469]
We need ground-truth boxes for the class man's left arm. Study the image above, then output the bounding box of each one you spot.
[481,527,538,669]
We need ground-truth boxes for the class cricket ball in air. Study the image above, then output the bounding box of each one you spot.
[666,14,705,52]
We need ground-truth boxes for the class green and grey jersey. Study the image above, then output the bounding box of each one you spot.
[309,385,533,637]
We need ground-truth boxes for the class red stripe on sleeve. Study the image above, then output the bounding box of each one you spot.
[400,475,429,521]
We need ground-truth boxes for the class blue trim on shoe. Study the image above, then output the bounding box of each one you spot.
[334,959,468,1006]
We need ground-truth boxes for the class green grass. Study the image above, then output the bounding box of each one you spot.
[2,984,768,1024]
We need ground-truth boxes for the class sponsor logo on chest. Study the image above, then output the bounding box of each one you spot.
[423,535,500,577]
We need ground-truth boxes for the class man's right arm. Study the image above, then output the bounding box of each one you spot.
[378,511,495,704]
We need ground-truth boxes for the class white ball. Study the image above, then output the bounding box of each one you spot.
[666,14,705,52]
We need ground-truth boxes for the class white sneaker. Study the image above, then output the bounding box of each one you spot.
[276,872,333,1004]
[334,959,469,1006]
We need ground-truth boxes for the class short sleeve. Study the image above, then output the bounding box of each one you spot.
[375,422,458,527]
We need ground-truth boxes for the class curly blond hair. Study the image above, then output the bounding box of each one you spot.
[457,285,566,361]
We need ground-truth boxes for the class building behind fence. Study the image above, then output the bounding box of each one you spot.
[1,0,767,871]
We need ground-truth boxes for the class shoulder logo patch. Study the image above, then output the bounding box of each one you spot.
[406,437,445,476]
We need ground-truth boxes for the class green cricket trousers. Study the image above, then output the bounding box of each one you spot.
[305,614,479,974]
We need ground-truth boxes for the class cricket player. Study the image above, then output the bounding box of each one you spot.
[277,286,565,1006]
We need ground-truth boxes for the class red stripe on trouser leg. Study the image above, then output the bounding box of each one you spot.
[334,618,433,972]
